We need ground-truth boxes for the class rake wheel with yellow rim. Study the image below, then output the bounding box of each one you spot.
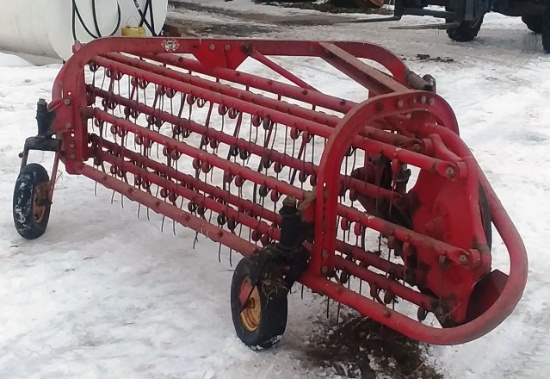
[231,256,288,349]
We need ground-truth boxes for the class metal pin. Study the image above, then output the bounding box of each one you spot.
[193,231,199,249]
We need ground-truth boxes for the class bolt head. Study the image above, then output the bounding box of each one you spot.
[282,195,297,207]
[446,166,456,178]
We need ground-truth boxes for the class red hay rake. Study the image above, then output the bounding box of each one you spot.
[13,37,528,347]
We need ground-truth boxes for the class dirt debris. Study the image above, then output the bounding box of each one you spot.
[302,309,446,379]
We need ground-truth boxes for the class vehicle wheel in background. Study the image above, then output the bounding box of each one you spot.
[543,7,550,53]
[522,15,543,34]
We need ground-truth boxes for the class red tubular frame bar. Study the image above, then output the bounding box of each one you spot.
[47,37,527,345]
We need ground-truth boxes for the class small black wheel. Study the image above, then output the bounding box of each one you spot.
[230,257,288,350]
[13,163,52,239]
[446,4,485,42]
[543,7,550,53]
[522,15,543,34]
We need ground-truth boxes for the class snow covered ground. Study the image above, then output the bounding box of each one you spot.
[1,1,549,378]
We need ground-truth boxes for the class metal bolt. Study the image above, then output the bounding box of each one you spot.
[446,166,456,178]
[459,254,468,265]
[69,153,76,159]
[428,98,435,105]
[69,142,75,148]
[65,123,72,130]
[209,43,216,51]
[420,96,427,104]
[396,99,404,108]
[321,266,328,274]
[321,250,329,258]
[282,195,297,207]
[224,44,231,51]
[383,310,391,318]
[64,98,71,105]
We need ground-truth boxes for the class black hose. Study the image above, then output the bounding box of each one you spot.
[134,0,157,36]
[72,0,122,41]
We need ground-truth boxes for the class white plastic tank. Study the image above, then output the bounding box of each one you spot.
[0,0,168,60]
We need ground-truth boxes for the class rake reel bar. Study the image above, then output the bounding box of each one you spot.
[18,37,527,347]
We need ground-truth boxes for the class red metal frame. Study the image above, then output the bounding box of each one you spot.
[45,37,527,345]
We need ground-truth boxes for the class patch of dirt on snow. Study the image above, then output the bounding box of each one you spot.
[256,1,392,15]
[170,1,358,26]
[302,311,445,379]
[412,54,455,63]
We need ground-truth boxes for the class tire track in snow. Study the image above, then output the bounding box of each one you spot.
[504,301,550,378]
[507,32,540,69]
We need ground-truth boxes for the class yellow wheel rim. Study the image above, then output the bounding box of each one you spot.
[32,182,48,223]
[239,278,261,332]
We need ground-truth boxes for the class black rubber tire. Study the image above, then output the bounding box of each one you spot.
[231,257,288,350]
[13,163,51,239]
[446,4,485,42]
[543,7,550,53]
[522,15,543,34]
[447,17,484,42]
